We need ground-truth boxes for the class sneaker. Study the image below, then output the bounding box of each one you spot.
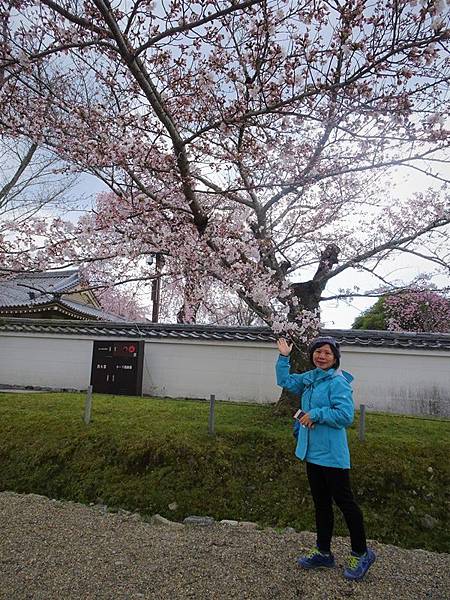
[297,547,335,569]
[343,548,376,581]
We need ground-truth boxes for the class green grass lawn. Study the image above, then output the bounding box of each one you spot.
[0,392,448,553]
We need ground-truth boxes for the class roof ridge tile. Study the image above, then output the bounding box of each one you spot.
[0,318,449,350]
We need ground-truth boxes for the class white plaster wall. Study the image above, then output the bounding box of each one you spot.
[142,339,280,403]
[0,331,449,416]
[142,340,450,415]
[342,347,450,416]
[0,333,93,389]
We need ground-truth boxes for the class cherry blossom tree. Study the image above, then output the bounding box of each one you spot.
[0,1,449,397]
[96,284,149,321]
[352,290,450,332]
[0,138,80,220]
[0,137,81,273]
[385,290,450,332]
[157,274,265,325]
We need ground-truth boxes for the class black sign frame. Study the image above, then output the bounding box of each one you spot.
[90,340,144,396]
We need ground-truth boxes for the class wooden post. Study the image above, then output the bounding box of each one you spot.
[208,394,216,436]
[84,385,93,425]
[358,403,366,442]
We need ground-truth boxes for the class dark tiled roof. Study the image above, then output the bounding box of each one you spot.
[0,270,80,307]
[0,318,449,350]
[57,299,128,322]
[0,299,127,322]
[0,270,126,322]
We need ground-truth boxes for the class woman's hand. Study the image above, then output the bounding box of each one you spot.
[277,338,293,356]
[299,412,315,429]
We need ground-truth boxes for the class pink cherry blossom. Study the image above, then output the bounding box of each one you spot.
[0,0,448,344]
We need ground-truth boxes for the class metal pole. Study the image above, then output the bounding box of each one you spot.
[151,253,163,323]
[151,278,160,322]
[358,403,366,442]
[208,394,216,436]
[84,385,93,425]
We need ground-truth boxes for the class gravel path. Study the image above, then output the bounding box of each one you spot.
[0,492,448,600]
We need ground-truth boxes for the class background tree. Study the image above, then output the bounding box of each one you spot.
[158,276,266,326]
[96,284,149,321]
[0,137,81,277]
[352,297,387,330]
[0,0,449,409]
[352,290,450,332]
[384,290,450,333]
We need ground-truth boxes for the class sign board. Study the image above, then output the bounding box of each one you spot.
[90,340,144,396]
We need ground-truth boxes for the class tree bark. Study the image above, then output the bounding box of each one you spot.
[272,341,310,416]
[273,244,340,415]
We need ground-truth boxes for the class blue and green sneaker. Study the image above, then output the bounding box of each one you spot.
[343,548,376,581]
[297,547,335,569]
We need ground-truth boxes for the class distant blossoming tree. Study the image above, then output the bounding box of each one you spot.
[157,276,265,326]
[0,0,449,410]
[96,285,149,322]
[385,290,450,333]
[353,290,450,332]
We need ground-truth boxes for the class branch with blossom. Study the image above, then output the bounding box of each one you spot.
[385,289,450,333]
[0,0,449,340]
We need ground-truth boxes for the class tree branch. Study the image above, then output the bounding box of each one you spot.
[134,0,264,56]
[0,142,38,209]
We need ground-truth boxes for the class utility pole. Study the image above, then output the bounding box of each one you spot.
[151,252,164,322]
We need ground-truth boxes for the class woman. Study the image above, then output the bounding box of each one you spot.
[276,336,375,581]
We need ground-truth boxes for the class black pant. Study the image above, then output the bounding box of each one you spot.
[306,461,367,555]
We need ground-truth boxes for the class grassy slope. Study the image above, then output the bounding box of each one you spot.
[0,392,448,553]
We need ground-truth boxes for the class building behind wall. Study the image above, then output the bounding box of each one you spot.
[0,270,126,321]
[0,318,449,417]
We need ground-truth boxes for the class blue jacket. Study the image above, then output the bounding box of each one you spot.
[276,355,354,469]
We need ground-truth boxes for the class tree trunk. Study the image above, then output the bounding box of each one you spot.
[272,341,311,416]
[273,244,340,415]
